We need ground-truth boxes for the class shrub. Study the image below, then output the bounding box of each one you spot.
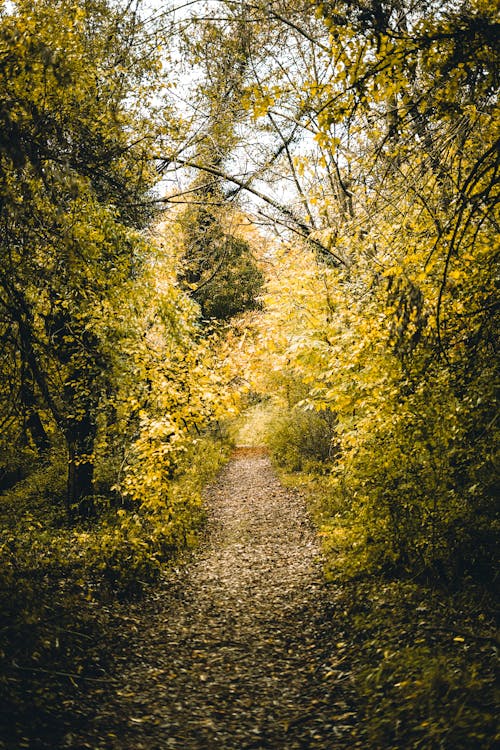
[266,406,336,472]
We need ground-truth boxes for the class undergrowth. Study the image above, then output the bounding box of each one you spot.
[277,468,499,750]
[231,399,276,447]
[0,432,231,749]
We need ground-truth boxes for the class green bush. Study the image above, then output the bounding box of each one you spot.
[1,430,231,602]
[266,406,336,472]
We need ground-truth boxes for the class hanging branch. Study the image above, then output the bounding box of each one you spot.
[163,157,346,266]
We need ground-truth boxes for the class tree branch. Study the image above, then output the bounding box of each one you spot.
[166,157,345,265]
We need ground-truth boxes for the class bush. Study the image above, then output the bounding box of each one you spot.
[266,406,336,472]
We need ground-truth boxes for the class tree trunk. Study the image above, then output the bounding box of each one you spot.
[66,413,97,519]
[26,410,51,455]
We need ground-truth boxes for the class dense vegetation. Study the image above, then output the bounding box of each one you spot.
[229,0,499,587]
[0,0,498,747]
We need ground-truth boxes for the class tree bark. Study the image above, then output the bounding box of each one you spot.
[26,411,51,455]
[19,365,51,455]
[66,412,97,519]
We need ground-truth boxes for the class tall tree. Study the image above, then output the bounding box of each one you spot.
[0,0,162,515]
[160,4,266,319]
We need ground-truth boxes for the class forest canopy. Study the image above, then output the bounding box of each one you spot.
[158,0,498,582]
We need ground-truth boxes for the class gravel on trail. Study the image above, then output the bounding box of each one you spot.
[65,448,357,749]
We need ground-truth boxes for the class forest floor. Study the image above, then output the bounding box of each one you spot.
[4,448,497,749]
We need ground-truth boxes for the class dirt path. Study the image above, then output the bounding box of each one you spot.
[67,449,356,749]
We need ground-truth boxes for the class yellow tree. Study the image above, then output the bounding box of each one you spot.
[0,0,166,515]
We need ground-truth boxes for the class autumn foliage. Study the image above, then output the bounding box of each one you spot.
[235,0,499,585]
[0,0,498,746]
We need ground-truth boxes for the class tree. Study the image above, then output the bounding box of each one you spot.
[159,4,266,320]
[0,0,162,516]
[178,199,264,321]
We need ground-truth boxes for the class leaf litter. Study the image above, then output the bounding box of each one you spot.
[63,448,357,749]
